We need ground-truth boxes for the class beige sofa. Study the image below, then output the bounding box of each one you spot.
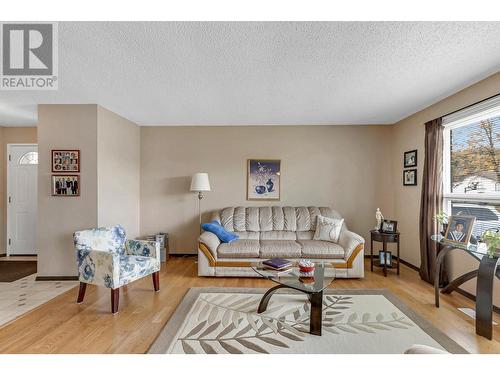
[198,206,364,278]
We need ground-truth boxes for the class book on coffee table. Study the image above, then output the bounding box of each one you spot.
[269,267,294,276]
[262,258,293,270]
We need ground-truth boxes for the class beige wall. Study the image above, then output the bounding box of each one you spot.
[391,71,500,306]
[24,71,500,307]
[0,127,37,254]
[37,104,141,277]
[37,105,99,277]
[140,125,395,254]
[97,106,141,238]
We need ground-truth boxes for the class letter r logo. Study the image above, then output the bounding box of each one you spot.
[2,23,53,75]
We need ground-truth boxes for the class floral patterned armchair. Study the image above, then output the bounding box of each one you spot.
[73,225,161,313]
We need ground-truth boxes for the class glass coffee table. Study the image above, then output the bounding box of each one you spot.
[251,261,334,336]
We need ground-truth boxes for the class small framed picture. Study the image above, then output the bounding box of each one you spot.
[444,215,475,245]
[403,169,417,186]
[404,149,417,168]
[380,219,398,233]
[52,150,80,172]
[52,175,80,196]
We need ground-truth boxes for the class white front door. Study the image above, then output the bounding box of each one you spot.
[7,144,38,255]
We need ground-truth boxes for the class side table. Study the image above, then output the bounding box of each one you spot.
[370,230,400,277]
[431,234,500,340]
[144,233,169,262]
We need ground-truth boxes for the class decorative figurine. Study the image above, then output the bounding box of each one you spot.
[375,208,384,231]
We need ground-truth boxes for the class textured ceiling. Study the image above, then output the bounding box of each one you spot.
[1,22,500,126]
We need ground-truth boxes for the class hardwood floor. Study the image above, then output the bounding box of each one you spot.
[0,257,498,354]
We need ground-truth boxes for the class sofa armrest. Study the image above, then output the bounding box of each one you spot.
[76,249,120,288]
[199,231,220,259]
[338,229,365,260]
[125,239,160,258]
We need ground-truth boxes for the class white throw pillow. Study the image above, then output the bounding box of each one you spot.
[313,215,344,243]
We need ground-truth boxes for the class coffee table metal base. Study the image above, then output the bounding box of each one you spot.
[257,284,323,336]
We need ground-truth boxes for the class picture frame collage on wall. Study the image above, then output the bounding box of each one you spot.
[51,150,81,196]
[403,149,417,186]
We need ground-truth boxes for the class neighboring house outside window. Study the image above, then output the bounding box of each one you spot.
[443,95,500,239]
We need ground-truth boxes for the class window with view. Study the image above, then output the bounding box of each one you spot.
[443,95,500,238]
[450,116,500,194]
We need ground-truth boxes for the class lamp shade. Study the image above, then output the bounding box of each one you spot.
[190,173,211,192]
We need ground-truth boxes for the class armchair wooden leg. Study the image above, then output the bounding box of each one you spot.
[152,271,160,292]
[77,282,87,304]
[111,288,120,314]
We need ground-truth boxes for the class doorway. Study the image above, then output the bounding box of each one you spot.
[6,144,38,256]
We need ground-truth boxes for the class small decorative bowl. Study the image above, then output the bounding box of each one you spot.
[298,260,315,274]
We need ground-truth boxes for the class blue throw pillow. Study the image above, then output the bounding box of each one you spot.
[202,221,239,243]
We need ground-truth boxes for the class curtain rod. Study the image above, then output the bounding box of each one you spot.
[440,92,500,119]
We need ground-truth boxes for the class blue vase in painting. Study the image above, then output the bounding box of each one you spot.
[266,178,274,192]
[255,185,266,194]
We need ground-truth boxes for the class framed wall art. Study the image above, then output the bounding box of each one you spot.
[52,150,80,172]
[52,175,80,196]
[404,149,417,168]
[403,169,417,186]
[247,159,281,201]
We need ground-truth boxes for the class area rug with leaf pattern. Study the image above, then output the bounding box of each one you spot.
[148,288,467,354]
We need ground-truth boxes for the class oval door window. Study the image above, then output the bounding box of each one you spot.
[19,151,38,165]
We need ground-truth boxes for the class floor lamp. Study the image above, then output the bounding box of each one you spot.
[190,173,211,234]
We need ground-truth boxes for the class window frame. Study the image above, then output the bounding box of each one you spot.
[442,98,500,216]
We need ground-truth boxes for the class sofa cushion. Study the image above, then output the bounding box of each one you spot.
[296,230,314,240]
[313,215,344,243]
[233,206,246,232]
[233,231,259,240]
[202,221,239,243]
[212,206,343,232]
[217,239,260,258]
[298,240,345,259]
[259,207,273,231]
[246,207,259,232]
[260,240,301,258]
[283,207,297,231]
[296,207,311,231]
[308,207,322,231]
[260,231,297,240]
[220,207,235,231]
[272,206,285,230]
